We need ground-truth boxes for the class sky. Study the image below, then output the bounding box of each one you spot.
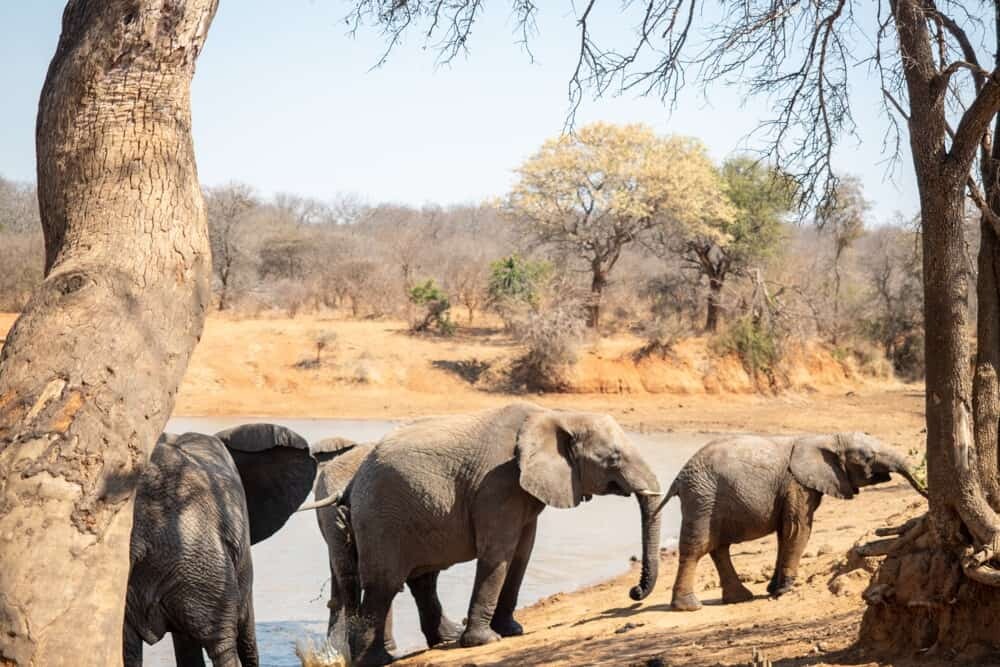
[0,1,918,222]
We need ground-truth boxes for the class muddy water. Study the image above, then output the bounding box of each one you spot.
[145,417,715,666]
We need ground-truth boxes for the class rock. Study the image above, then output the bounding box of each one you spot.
[829,569,872,597]
[803,549,817,559]
[615,622,644,634]
[817,543,836,556]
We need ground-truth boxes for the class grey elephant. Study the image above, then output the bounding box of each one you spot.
[125,423,317,667]
[662,432,926,611]
[310,437,462,653]
[303,403,663,667]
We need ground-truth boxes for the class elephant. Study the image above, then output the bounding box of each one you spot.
[124,423,317,667]
[310,437,462,654]
[661,432,927,611]
[302,403,663,667]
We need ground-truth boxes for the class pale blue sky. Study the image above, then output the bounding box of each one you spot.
[1,1,916,221]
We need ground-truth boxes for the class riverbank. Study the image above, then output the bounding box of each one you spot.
[0,312,921,439]
[0,312,929,665]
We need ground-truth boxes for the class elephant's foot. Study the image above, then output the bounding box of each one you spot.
[459,625,502,647]
[425,616,463,646]
[355,645,394,667]
[670,592,702,612]
[721,583,755,604]
[490,615,524,637]
[767,575,797,598]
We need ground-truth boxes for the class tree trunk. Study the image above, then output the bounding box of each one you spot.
[587,265,607,329]
[705,275,723,333]
[0,2,216,665]
[832,252,842,344]
[859,0,1000,655]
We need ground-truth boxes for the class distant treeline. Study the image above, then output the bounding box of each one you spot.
[0,167,929,380]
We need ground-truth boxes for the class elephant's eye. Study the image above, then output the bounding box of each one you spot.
[607,451,622,467]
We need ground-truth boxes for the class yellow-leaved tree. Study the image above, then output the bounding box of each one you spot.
[503,122,732,328]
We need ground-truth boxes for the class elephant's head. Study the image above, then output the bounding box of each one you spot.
[788,432,927,500]
[215,423,318,544]
[516,409,662,601]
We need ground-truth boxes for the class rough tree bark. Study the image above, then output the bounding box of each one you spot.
[588,263,608,329]
[859,0,1000,656]
[705,275,723,333]
[0,2,217,665]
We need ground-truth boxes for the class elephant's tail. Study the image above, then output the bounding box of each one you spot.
[296,493,341,512]
[636,478,679,518]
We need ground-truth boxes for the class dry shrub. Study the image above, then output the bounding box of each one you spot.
[832,339,894,380]
[510,301,586,391]
[635,312,691,359]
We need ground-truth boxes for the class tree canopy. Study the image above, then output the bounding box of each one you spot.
[504,121,731,327]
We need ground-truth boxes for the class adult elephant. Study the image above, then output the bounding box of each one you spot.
[312,437,462,654]
[124,423,317,667]
[303,403,663,667]
[663,432,927,611]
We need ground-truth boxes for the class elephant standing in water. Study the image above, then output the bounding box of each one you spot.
[125,424,317,667]
[310,437,462,653]
[304,403,663,667]
[663,432,927,611]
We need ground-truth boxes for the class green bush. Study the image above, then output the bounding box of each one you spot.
[488,255,551,327]
[713,316,781,378]
[408,279,455,336]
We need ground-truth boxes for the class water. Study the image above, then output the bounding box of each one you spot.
[145,417,714,666]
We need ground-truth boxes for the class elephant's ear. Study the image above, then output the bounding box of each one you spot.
[789,436,855,499]
[216,423,318,544]
[516,411,582,509]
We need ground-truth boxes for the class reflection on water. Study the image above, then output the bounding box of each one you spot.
[145,416,714,666]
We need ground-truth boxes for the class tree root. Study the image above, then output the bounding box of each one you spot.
[961,543,1000,586]
[858,515,1000,587]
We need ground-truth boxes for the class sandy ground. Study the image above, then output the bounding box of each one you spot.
[0,313,930,666]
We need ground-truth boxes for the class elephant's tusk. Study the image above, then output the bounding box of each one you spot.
[296,494,341,512]
[634,490,667,497]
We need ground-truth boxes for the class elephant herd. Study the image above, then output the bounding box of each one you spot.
[126,403,926,666]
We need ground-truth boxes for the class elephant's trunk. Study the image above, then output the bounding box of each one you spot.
[622,457,661,601]
[878,448,928,498]
[630,491,662,601]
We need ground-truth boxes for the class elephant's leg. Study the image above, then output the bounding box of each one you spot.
[768,492,817,597]
[383,602,397,654]
[353,583,399,667]
[324,535,349,652]
[170,632,207,667]
[491,519,537,637]
[123,623,143,667]
[711,545,754,604]
[407,571,462,646]
[768,523,811,597]
[236,603,259,667]
[671,518,708,611]
[460,554,513,647]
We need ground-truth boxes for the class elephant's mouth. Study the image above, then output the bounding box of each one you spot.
[605,480,628,496]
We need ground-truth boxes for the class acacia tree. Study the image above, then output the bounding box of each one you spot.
[649,156,793,332]
[0,2,217,665]
[349,0,1000,656]
[505,122,731,328]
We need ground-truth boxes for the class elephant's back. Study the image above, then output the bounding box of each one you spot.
[675,436,790,541]
[314,442,373,499]
[350,405,534,574]
[129,434,251,641]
